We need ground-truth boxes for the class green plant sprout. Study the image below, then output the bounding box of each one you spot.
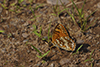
[9,2,21,13]
[58,0,97,32]
[47,24,52,43]
[72,44,83,55]
[71,0,97,32]
[31,44,50,58]
[9,0,26,13]
[10,3,16,6]
[51,0,67,17]
[0,30,5,33]
[32,24,52,58]
[33,24,52,43]
[26,40,50,59]
[32,25,42,37]
[29,0,33,3]
[30,7,35,17]
[82,17,98,32]
[30,4,42,21]
[8,33,12,38]
[1,4,8,9]
[84,50,94,62]
[42,24,52,43]
[18,0,24,4]
[10,0,24,6]
[60,0,79,27]
[3,0,6,4]
[84,50,94,67]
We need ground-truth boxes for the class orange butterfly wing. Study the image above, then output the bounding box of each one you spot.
[52,24,76,51]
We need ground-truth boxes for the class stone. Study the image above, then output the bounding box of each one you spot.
[76,39,84,44]
[47,0,70,5]
[59,58,70,65]
[97,2,100,8]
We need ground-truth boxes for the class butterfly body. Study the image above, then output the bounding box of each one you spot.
[52,24,76,51]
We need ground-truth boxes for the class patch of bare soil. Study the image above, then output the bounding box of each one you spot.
[0,0,100,67]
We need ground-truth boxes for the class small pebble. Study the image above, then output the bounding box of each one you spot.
[21,1,27,5]
[86,63,89,66]
[36,62,42,66]
[1,48,6,53]
[90,17,94,22]
[50,63,54,67]
[23,22,29,26]
[88,36,92,40]
[96,41,99,45]
[96,34,100,38]
[23,39,28,43]
[22,33,29,38]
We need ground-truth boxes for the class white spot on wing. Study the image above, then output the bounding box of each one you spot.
[60,37,69,49]
[54,41,59,47]
[54,42,57,45]
[65,37,68,39]
[60,44,62,46]
[56,39,60,44]
[72,42,75,48]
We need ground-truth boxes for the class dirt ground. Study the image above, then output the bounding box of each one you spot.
[0,0,100,67]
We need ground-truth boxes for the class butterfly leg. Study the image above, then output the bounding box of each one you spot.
[56,47,63,55]
[50,45,63,55]
[50,45,54,50]
[47,45,55,56]
[49,45,63,56]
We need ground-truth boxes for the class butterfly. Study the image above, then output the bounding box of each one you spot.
[52,23,76,51]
